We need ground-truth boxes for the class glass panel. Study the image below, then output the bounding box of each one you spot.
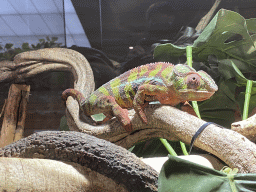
[100,0,256,61]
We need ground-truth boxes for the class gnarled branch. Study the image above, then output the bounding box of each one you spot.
[1,48,256,173]
[231,113,256,142]
[0,131,158,191]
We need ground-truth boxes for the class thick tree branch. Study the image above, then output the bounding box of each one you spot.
[0,131,158,192]
[231,113,256,142]
[1,48,256,173]
[0,84,30,147]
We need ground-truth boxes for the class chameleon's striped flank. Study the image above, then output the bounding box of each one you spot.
[128,67,138,82]
[124,83,135,104]
[174,77,187,90]
[139,65,148,77]
[149,63,163,77]
[61,62,218,133]
[174,64,194,76]
[161,66,174,80]
[89,94,97,105]
[98,86,110,96]
[110,78,126,106]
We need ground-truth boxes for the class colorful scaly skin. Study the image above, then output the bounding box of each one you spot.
[62,62,218,132]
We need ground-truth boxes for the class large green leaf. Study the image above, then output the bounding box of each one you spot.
[237,93,256,116]
[158,156,256,192]
[153,43,187,64]
[154,9,256,66]
[193,9,255,62]
[154,9,256,126]
[198,79,238,128]
[131,139,185,157]
[218,59,255,80]
[218,60,256,117]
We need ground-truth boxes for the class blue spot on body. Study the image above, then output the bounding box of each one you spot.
[120,77,165,87]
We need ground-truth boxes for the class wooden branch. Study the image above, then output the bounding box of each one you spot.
[0,157,133,191]
[231,113,256,142]
[0,84,30,147]
[195,0,221,32]
[65,102,256,173]
[1,48,256,174]
[0,158,101,191]
[0,131,158,191]
[14,85,30,142]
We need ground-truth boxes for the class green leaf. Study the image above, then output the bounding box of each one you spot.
[230,61,248,86]
[193,9,255,62]
[198,79,238,128]
[22,42,30,50]
[5,43,13,49]
[154,9,256,68]
[46,36,50,41]
[154,43,187,63]
[238,92,256,116]
[59,116,69,131]
[51,37,58,42]
[160,138,177,156]
[158,155,256,192]
[246,18,256,34]
[56,43,63,47]
[218,59,255,80]
[91,113,105,121]
[219,59,256,87]
[132,139,184,157]
[230,61,245,78]
[35,43,42,49]
[44,42,50,48]
[13,47,22,54]
[39,39,45,43]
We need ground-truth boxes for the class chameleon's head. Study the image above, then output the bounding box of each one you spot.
[171,64,218,102]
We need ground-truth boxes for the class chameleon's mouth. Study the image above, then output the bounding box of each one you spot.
[179,89,216,101]
[179,89,214,93]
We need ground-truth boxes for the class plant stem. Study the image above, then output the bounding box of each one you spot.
[176,46,197,156]
[160,138,177,156]
[180,142,189,155]
[186,46,193,67]
[243,80,252,120]
[192,101,201,118]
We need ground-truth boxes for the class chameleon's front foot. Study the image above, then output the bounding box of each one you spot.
[133,100,149,125]
[95,115,133,133]
[112,105,133,133]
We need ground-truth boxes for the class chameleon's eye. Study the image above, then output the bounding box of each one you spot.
[186,73,201,89]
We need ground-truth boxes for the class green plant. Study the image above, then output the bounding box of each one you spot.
[0,36,62,61]
[154,9,256,127]
[154,9,256,191]
[158,155,256,192]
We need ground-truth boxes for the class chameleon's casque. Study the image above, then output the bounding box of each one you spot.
[62,62,218,132]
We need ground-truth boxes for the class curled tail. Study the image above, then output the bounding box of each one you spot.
[62,88,86,106]
[62,88,97,126]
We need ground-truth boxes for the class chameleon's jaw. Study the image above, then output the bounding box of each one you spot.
[178,90,216,101]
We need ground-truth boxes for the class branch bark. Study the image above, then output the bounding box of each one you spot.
[231,113,256,142]
[0,131,158,192]
[195,0,221,32]
[0,84,30,147]
[1,48,256,173]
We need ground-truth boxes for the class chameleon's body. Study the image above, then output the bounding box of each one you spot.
[62,62,218,132]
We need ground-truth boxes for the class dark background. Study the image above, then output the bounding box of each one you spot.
[72,0,256,61]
